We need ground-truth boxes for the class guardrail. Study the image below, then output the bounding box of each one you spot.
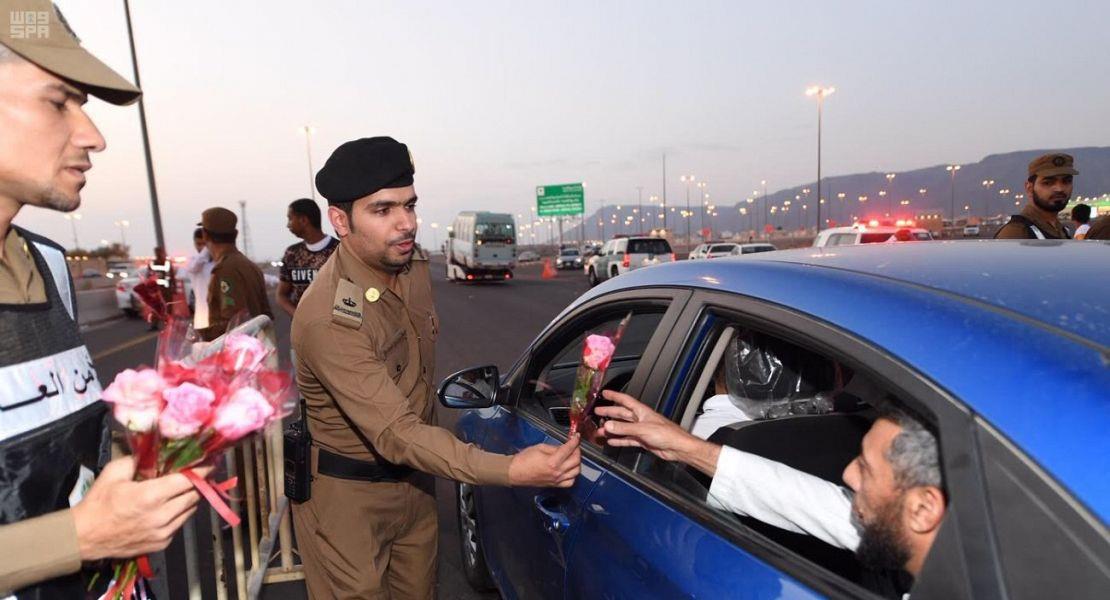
[163,316,304,599]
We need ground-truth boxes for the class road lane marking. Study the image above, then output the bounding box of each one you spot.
[91,331,160,361]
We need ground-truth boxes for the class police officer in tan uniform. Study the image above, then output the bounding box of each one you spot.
[995,153,1077,239]
[197,207,273,341]
[291,137,580,599]
[0,2,204,595]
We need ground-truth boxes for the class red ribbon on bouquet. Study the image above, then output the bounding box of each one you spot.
[183,468,241,527]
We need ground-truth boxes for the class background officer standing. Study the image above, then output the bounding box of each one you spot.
[995,152,1077,239]
[197,207,273,341]
[0,2,203,595]
[291,137,580,599]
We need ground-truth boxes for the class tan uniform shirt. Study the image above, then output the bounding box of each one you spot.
[291,242,513,485]
[0,228,46,304]
[996,204,1069,239]
[0,228,81,593]
[201,248,273,341]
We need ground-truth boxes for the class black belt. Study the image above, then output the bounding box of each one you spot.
[317,448,414,482]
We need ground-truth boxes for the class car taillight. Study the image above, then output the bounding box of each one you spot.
[670,253,676,262]
[116,283,127,292]
[622,253,630,268]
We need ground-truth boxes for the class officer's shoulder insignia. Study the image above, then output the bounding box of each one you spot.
[220,279,231,294]
[365,287,380,303]
[331,278,363,328]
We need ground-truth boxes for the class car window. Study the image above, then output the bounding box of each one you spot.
[709,244,734,254]
[628,306,958,598]
[742,245,774,254]
[976,421,1110,599]
[859,233,894,244]
[629,239,672,255]
[827,233,854,246]
[518,308,666,447]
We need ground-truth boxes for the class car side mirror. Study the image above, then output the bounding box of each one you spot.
[438,365,499,409]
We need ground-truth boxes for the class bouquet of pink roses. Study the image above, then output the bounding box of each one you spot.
[96,317,293,599]
[568,312,632,435]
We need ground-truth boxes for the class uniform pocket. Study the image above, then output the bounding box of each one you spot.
[380,328,409,380]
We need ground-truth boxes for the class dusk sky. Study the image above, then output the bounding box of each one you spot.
[15,0,1110,259]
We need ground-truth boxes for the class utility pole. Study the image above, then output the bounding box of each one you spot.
[123,0,165,249]
[661,153,668,231]
[239,200,252,258]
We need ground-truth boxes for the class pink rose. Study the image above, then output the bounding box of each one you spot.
[102,368,166,432]
[159,382,216,439]
[220,333,269,373]
[212,387,275,441]
[582,334,617,370]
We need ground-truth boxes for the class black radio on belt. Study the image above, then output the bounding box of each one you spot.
[283,404,312,503]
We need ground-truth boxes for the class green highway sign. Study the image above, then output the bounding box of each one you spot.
[536,183,585,217]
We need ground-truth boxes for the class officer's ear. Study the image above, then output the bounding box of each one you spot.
[329,204,353,238]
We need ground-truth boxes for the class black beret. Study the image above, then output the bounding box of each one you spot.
[315,136,415,205]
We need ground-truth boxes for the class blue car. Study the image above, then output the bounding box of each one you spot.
[438,240,1109,599]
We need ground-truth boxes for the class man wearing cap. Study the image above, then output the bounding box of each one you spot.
[995,153,1077,239]
[0,2,205,596]
[291,136,581,598]
[197,207,272,341]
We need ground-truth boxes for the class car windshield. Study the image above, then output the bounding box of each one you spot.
[560,249,579,256]
[475,222,514,240]
[628,239,671,254]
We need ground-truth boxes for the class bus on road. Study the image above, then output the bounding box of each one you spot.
[446,211,517,281]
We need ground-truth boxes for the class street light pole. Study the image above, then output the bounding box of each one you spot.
[636,186,643,235]
[806,85,835,234]
[301,126,317,200]
[64,213,81,250]
[680,175,695,248]
[885,173,896,217]
[946,165,961,228]
[123,0,165,249]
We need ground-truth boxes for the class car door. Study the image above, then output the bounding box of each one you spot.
[472,290,690,600]
[565,289,992,599]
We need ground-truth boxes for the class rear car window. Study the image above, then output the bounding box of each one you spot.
[741,245,774,254]
[709,245,736,254]
[859,233,894,244]
[628,239,672,255]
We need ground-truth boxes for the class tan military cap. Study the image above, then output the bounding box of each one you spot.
[199,207,238,235]
[1028,153,1078,178]
[0,0,140,105]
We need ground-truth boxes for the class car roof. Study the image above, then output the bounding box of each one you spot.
[573,240,1110,522]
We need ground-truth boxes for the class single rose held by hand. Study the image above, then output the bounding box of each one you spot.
[582,334,616,370]
[159,382,216,439]
[102,368,167,432]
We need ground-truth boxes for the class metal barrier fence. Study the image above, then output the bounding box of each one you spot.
[167,316,304,599]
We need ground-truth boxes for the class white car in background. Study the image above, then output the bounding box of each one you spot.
[114,272,144,317]
[813,222,933,247]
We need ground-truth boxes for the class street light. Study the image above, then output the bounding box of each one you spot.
[885,173,896,216]
[981,179,995,219]
[805,85,835,234]
[300,125,317,200]
[63,213,82,250]
[430,222,439,254]
[680,175,695,247]
[946,164,961,225]
[114,220,130,248]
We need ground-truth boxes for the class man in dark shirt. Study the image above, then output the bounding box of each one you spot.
[197,207,273,341]
[995,153,1076,239]
[277,198,337,317]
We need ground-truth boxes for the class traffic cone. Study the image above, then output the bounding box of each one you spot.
[541,258,557,280]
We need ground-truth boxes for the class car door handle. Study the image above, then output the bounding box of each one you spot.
[533,494,570,534]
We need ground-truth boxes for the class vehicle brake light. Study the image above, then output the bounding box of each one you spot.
[869,219,880,227]
[670,253,676,262]
[504,273,511,279]
[116,283,127,292]
[466,274,475,280]
[622,253,630,268]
